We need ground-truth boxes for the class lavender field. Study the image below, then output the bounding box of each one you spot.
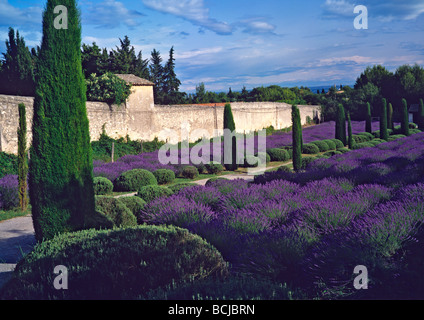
[138,132,424,299]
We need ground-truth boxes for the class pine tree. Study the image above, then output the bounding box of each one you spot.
[418,99,424,130]
[401,98,410,136]
[292,105,302,171]
[380,98,388,141]
[134,51,149,80]
[81,42,101,78]
[149,49,165,104]
[110,35,137,74]
[18,103,28,212]
[29,0,95,241]
[387,102,393,130]
[365,102,372,133]
[347,111,354,149]
[223,103,238,171]
[163,47,181,104]
[336,103,346,145]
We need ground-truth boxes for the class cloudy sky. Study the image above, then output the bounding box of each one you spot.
[1,0,424,92]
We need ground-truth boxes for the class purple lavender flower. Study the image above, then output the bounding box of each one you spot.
[0,175,19,210]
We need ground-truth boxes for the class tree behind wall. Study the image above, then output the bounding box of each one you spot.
[387,102,393,130]
[223,103,238,171]
[18,103,28,211]
[292,105,302,171]
[347,111,354,149]
[365,102,372,133]
[29,0,95,241]
[336,103,346,145]
[401,98,410,136]
[380,98,388,141]
[417,98,424,130]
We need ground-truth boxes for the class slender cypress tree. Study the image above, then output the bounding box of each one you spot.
[223,103,238,171]
[401,98,410,136]
[18,103,28,212]
[365,102,372,133]
[380,98,388,141]
[336,103,346,145]
[292,105,302,171]
[29,0,95,241]
[418,98,424,130]
[387,102,393,130]
[347,111,354,149]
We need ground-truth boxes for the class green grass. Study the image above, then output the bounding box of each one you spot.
[0,207,31,222]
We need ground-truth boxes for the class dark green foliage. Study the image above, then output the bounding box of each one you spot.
[118,196,146,216]
[85,72,131,105]
[223,103,238,171]
[29,0,96,241]
[387,134,407,141]
[205,162,224,175]
[0,152,17,179]
[93,177,113,195]
[205,177,229,187]
[17,103,28,211]
[323,150,343,157]
[322,139,336,150]
[94,196,137,227]
[153,169,175,185]
[347,112,354,149]
[352,142,375,150]
[137,185,174,203]
[243,155,260,167]
[331,139,345,149]
[277,166,292,173]
[167,183,198,193]
[0,225,229,300]
[267,148,290,162]
[387,102,393,130]
[115,169,157,192]
[365,102,372,133]
[302,143,320,154]
[144,274,304,300]
[182,166,200,179]
[401,98,410,136]
[357,132,374,141]
[409,128,422,135]
[162,47,183,104]
[352,134,370,144]
[310,140,330,152]
[335,103,346,145]
[301,157,317,170]
[292,105,302,171]
[368,139,386,146]
[380,98,388,141]
[418,99,424,130]
[336,147,350,154]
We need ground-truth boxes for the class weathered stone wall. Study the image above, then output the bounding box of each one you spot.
[0,93,321,154]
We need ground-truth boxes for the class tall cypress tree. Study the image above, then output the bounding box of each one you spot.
[387,102,393,130]
[18,103,28,212]
[418,98,424,130]
[29,0,95,241]
[223,103,237,171]
[365,102,372,133]
[380,98,388,141]
[347,111,354,149]
[292,105,302,172]
[401,98,410,136]
[149,49,165,104]
[336,103,346,145]
[163,47,181,104]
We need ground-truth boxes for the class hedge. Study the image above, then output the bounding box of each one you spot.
[205,162,224,175]
[205,177,229,187]
[182,166,199,179]
[118,196,147,216]
[302,143,320,154]
[167,183,198,193]
[137,185,174,203]
[0,225,229,300]
[267,148,290,162]
[93,177,114,195]
[94,196,137,227]
[310,141,330,152]
[322,139,336,150]
[114,169,157,192]
[351,142,375,150]
[153,169,175,185]
[331,139,345,149]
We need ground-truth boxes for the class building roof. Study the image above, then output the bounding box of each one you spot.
[114,74,154,86]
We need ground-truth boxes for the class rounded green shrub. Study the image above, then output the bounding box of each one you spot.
[310,141,329,152]
[302,143,320,154]
[357,132,374,141]
[168,183,198,193]
[267,148,290,162]
[256,152,271,163]
[280,147,293,159]
[323,150,342,157]
[409,122,418,129]
[301,156,317,169]
[205,162,224,175]
[137,185,174,203]
[243,155,260,168]
[205,177,229,187]
[277,166,292,173]
[182,166,199,179]
[322,139,336,150]
[95,196,137,227]
[388,134,407,141]
[337,147,350,154]
[409,128,422,135]
[352,142,375,150]
[0,225,229,300]
[369,139,386,146]
[153,169,175,185]
[118,196,146,216]
[114,169,157,192]
[331,139,345,148]
[93,177,114,195]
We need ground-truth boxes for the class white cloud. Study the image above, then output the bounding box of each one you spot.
[0,0,42,27]
[142,0,233,35]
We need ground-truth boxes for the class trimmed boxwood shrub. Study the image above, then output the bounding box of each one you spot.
[409,128,422,135]
[388,134,407,141]
[357,132,374,141]
[137,185,174,203]
[301,156,317,169]
[182,166,199,179]
[267,148,290,162]
[0,225,229,300]
[310,141,329,152]
[153,169,175,185]
[277,165,292,173]
[205,177,229,186]
[323,150,342,157]
[352,142,375,150]
[243,155,261,168]
[118,196,146,216]
[409,122,418,129]
[331,139,345,148]
[337,147,350,154]
[168,183,198,193]
[322,139,336,150]
[369,139,386,146]
[93,177,114,195]
[372,129,393,139]
[280,147,293,159]
[95,196,137,227]
[115,169,157,192]
[302,143,320,154]
[205,162,224,175]
[258,152,271,163]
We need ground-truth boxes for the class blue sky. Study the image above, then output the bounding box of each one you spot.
[1,0,424,93]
